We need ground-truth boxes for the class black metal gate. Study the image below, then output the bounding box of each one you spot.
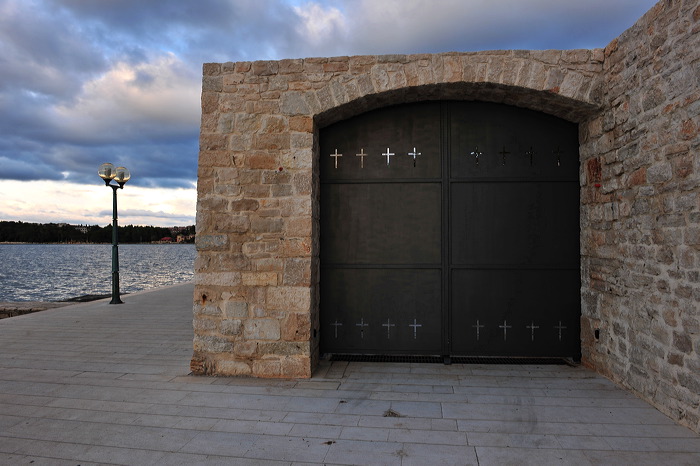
[320,101,580,359]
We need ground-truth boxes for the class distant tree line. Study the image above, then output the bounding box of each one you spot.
[0,221,195,244]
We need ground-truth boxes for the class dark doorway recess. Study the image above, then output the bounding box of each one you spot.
[320,101,581,360]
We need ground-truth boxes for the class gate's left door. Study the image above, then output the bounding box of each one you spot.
[320,102,444,355]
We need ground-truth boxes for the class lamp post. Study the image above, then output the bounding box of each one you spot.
[98,163,131,304]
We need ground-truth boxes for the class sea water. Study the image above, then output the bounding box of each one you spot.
[0,243,195,302]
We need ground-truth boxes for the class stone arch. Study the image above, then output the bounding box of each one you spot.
[313,81,601,129]
[276,51,604,129]
[301,58,605,365]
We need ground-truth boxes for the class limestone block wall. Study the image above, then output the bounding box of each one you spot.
[192,50,602,379]
[579,0,700,433]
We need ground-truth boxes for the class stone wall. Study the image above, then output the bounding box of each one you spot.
[193,50,602,379]
[579,0,700,433]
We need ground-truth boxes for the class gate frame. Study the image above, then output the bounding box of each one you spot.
[318,100,582,359]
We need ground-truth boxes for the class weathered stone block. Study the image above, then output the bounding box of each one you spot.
[673,331,693,354]
[193,335,233,353]
[200,133,228,151]
[280,148,313,170]
[193,319,217,332]
[252,359,282,377]
[195,234,229,251]
[242,272,278,287]
[258,341,308,357]
[284,217,312,237]
[250,217,283,234]
[194,304,221,317]
[195,272,241,287]
[647,163,673,184]
[220,319,242,336]
[281,92,311,115]
[216,360,252,375]
[230,199,259,212]
[243,319,281,340]
[247,154,277,170]
[223,301,248,318]
[627,166,647,186]
[289,116,313,132]
[267,287,311,312]
[234,340,258,357]
[242,240,280,258]
[282,258,311,286]
[678,372,700,394]
[686,227,700,246]
[281,312,311,342]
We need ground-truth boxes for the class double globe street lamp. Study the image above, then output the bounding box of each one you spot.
[98,163,131,304]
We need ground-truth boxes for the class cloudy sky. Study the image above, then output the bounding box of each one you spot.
[0,0,657,227]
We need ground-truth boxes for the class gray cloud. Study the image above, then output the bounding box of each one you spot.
[0,1,107,99]
[0,0,658,191]
[291,0,659,57]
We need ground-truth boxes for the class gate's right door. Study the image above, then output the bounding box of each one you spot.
[448,102,581,357]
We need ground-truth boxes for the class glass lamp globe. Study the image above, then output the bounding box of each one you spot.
[114,167,131,186]
[98,163,116,184]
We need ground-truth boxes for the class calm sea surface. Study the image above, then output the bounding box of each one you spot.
[0,243,196,302]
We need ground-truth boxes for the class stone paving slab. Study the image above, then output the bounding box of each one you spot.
[0,282,697,465]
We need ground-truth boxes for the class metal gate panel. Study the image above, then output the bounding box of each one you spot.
[450,269,581,356]
[448,101,579,181]
[320,101,442,181]
[320,101,444,355]
[450,182,580,267]
[321,183,441,265]
[321,268,442,354]
[320,183,442,354]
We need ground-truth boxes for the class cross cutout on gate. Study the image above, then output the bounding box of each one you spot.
[331,320,343,338]
[499,146,510,166]
[356,317,369,339]
[330,149,342,169]
[554,321,567,341]
[382,318,395,339]
[356,148,367,168]
[499,320,512,341]
[409,318,422,339]
[472,319,485,341]
[526,147,535,166]
[382,147,395,166]
[471,146,483,166]
[553,146,563,167]
[526,321,539,342]
[408,147,421,167]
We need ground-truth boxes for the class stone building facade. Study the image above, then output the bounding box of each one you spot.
[193,0,699,433]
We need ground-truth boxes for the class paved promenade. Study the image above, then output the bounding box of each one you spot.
[0,283,697,465]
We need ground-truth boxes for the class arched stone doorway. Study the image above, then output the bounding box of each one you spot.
[194,51,603,378]
[319,100,580,359]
